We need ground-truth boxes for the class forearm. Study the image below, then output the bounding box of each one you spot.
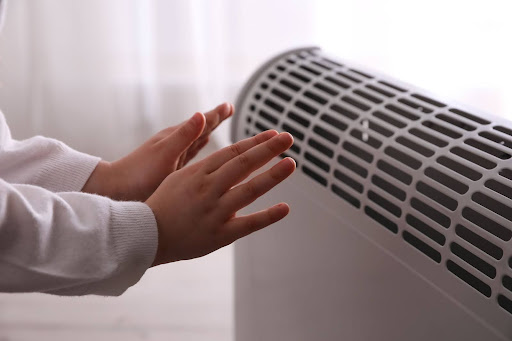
[0,178,157,296]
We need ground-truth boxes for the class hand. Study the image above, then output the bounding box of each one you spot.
[83,103,233,201]
[145,130,296,266]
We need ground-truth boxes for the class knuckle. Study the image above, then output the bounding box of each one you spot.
[243,181,258,198]
[266,138,283,154]
[237,153,250,168]
[229,143,243,157]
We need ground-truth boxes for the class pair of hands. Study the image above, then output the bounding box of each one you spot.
[82,103,295,266]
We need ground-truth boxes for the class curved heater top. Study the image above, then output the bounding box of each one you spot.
[233,47,512,337]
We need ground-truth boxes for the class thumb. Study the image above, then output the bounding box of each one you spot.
[165,112,206,156]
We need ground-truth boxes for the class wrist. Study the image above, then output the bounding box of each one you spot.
[82,160,116,197]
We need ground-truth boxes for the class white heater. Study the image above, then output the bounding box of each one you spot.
[232,47,512,341]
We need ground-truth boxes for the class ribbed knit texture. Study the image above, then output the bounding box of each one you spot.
[0,111,158,296]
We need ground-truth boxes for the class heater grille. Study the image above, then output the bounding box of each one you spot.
[234,47,512,316]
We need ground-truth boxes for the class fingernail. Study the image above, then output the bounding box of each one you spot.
[278,132,292,142]
[285,157,296,168]
[192,112,203,126]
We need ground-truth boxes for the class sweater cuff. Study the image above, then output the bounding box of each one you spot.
[34,141,101,193]
[100,200,158,295]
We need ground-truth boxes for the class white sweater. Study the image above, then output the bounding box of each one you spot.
[0,111,158,296]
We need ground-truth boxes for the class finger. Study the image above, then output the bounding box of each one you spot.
[220,157,295,214]
[202,129,278,173]
[220,203,290,245]
[161,112,205,156]
[202,102,233,137]
[212,132,293,193]
[183,136,210,165]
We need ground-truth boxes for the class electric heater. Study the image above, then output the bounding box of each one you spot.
[232,47,512,341]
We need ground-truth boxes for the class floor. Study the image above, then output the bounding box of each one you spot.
[0,143,234,341]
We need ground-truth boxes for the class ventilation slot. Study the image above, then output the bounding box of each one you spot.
[350,129,382,149]
[305,152,330,172]
[494,126,512,137]
[302,165,327,186]
[255,121,270,132]
[336,71,362,84]
[437,156,482,181]
[311,60,332,70]
[450,242,496,279]
[406,214,446,246]
[398,98,433,113]
[424,167,469,194]
[376,160,412,185]
[304,91,328,105]
[337,155,368,178]
[479,131,512,150]
[411,198,451,228]
[287,111,310,127]
[384,147,421,170]
[368,190,402,217]
[279,79,301,92]
[295,100,318,116]
[365,84,395,98]
[264,98,284,113]
[455,224,503,260]
[258,110,278,125]
[416,181,457,211]
[344,141,373,163]
[403,230,441,263]
[321,114,348,131]
[282,123,305,141]
[366,120,393,137]
[289,71,311,83]
[354,89,382,104]
[423,121,462,139]
[409,128,448,147]
[378,80,406,93]
[330,104,359,120]
[485,179,512,200]
[464,139,510,160]
[332,184,360,208]
[472,192,512,223]
[396,136,434,157]
[341,96,370,111]
[386,104,420,121]
[411,94,446,108]
[498,295,512,315]
[436,114,476,131]
[314,125,339,144]
[314,82,338,96]
[271,88,292,102]
[450,108,490,125]
[299,64,321,76]
[334,170,363,193]
[504,276,512,292]
[446,260,491,297]
[308,138,334,158]
[501,168,512,181]
[364,206,398,233]
[325,76,350,90]
[349,68,373,79]
[372,175,406,201]
[461,207,512,241]
[373,111,407,128]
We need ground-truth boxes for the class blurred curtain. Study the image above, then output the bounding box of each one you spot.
[0,0,511,160]
[0,0,317,160]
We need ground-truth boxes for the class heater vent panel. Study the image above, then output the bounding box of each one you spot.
[234,47,512,325]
